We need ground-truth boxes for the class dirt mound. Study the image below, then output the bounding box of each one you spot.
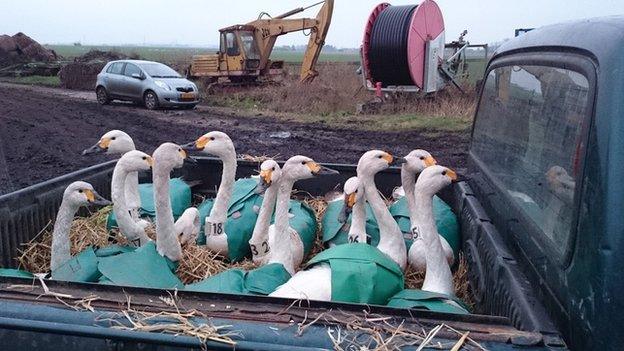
[0,32,57,67]
[59,50,139,90]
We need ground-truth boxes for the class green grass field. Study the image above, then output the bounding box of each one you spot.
[47,45,360,64]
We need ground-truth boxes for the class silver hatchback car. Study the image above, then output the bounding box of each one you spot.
[96,60,200,109]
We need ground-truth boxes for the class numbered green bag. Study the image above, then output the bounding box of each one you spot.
[322,196,460,259]
[306,243,404,305]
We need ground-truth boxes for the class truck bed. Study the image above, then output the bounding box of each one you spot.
[0,158,567,350]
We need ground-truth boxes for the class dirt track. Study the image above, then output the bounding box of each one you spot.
[0,83,469,195]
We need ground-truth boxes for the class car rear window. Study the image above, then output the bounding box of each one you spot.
[106,62,125,75]
[472,64,590,255]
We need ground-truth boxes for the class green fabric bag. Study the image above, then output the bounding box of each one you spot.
[0,268,34,279]
[196,178,262,262]
[107,178,192,230]
[322,200,380,246]
[51,247,102,283]
[95,245,136,258]
[97,241,183,290]
[389,196,460,257]
[185,263,291,295]
[386,289,470,315]
[306,243,404,305]
[276,200,317,257]
[322,196,460,259]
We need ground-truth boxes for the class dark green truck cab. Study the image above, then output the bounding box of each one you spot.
[0,17,621,351]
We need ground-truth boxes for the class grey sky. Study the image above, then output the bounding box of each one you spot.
[1,0,622,48]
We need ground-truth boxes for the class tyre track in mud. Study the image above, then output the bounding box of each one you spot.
[0,83,469,194]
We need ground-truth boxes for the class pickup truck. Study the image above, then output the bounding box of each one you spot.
[0,16,621,350]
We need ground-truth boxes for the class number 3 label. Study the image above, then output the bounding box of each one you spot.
[206,221,224,236]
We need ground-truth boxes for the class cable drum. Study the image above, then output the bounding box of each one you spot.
[368,5,418,87]
[362,0,445,89]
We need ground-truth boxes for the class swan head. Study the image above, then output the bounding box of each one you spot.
[282,155,339,182]
[402,149,436,174]
[153,143,191,171]
[63,181,111,207]
[83,130,135,155]
[182,131,235,158]
[255,159,282,194]
[415,165,458,195]
[338,177,362,223]
[356,150,394,177]
[116,150,153,172]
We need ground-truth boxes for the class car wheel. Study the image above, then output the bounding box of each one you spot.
[96,86,110,105]
[143,90,159,110]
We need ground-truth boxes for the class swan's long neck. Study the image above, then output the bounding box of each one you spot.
[153,165,182,261]
[270,178,295,270]
[401,167,417,224]
[348,194,367,244]
[249,183,278,247]
[210,151,237,222]
[414,189,454,296]
[112,165,150,246]
[125,171,141,211]
[361,173,406,269]
[50,200,79,272]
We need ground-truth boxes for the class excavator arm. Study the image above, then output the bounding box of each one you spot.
[247,0,334,82]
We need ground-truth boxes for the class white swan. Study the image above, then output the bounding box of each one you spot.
[271,151,405,303]
[183,131,237,256]
[412,165,459,296]
[50,181,111,273]
[341,177,367,245]
[249,160,282,265]
[111,150,154,246]
[266,156,338,275]
[358,151,407,270]
[399,150,455,271]
[83,130,144,223]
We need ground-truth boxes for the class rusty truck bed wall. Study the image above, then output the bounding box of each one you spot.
[0,157,567,350]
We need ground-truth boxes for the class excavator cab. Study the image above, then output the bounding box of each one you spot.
[219,26,261,78]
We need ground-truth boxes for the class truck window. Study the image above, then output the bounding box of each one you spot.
[472,64,590,255]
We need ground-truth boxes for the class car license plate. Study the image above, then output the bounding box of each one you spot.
[180,92,195,100]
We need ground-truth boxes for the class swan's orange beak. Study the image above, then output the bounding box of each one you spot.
[424,156,437,167]
[382,153,393,164]
[195,136,210,150]
[346,192,357,208]
[99,138,111,149]
[84,189,95,202]
[260,169,273,186]
[145,156,154,167]
[446,169,458,181]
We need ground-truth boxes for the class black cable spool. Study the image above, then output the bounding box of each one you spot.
[368,5,418,87]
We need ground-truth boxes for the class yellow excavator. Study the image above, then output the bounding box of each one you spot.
[188,0,333,84]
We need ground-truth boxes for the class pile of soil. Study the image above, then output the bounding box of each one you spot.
[0,83,470,195]
[0,33,57,67]
[59,50,139,90]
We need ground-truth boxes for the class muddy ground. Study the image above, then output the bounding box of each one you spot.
[0,83,469,195]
